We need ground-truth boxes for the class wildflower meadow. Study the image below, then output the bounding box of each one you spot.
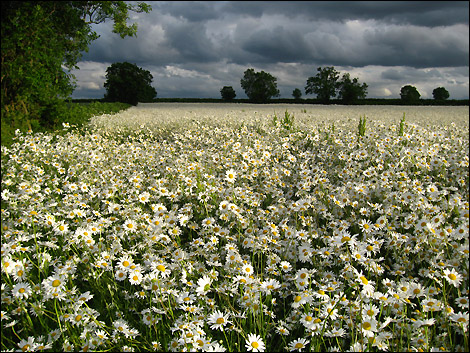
[1,103,469,352]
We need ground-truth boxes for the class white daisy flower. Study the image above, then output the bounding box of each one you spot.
[207,310,231,331]
[245,333,265,352]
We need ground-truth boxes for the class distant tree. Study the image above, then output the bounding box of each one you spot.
[292,88,302,100]
[305,66,340,104]
[220,86,236,101]
[104,62,157,105]
[400,85,421,103]
[337,73,368,104]
[432,87,450,101]
[240,68,280,103]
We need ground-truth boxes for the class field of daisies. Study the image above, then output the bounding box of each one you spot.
[1,103,469,352]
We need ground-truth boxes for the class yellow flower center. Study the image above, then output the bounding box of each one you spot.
[448,273,457,281]
[363,322,372,330]
[216,317,225,324]
[360,276,368,285]
[52,279,61,287]
[157,265,166,272]
[251,342,259,349]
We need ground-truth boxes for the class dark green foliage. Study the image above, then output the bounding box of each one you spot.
[400,85,421,103]
[240,68,280,103]
[103,62,157,105]
[357,115,367,137]
[432,87,450,101]
[282,110,295,130]
[398,113,406,137]
[1,1,151,144]
[305,67,368,104]
[337,73,368,104]
[1,101,131,147]
[292,88,302,100]
[305,66,340,103]
[220,86,237,101]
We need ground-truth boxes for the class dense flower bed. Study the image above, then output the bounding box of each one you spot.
[1,104,468,351]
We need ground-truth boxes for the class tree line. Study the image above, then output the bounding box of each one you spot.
[102,63,454,105]
[223,66,452,104]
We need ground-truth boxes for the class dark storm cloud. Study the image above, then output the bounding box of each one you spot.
[363,24,469,68]
[163,21,220,63]
[241,26,312,63]
[220,1,469,27]
[81,1,469,68]
[153,1,219,22]
[72,1,469,99]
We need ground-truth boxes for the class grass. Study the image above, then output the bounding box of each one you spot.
[1,101,131,148]
[1,105,469,352]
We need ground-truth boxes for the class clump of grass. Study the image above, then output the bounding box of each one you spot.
[272,110,295,131]
[282,110,294,130]
[357,114,367,137]
[1,101,131,147]
[398,112,406,136]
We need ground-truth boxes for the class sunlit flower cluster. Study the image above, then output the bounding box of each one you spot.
[1,104,468,352]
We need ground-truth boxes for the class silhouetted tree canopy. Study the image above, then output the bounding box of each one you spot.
[292,88,302,100]
[305,67,368,104]
[400,85,421,102]
[305,66,340,103]
[104,62,157,105]
[432,87,450,101]
[220,86,236,101]
[337,73,368,104]
[240,68,280,103]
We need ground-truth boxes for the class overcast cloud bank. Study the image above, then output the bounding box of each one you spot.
[71,1,469,100]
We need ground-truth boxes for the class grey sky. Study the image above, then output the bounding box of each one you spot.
[70,1,469,100]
